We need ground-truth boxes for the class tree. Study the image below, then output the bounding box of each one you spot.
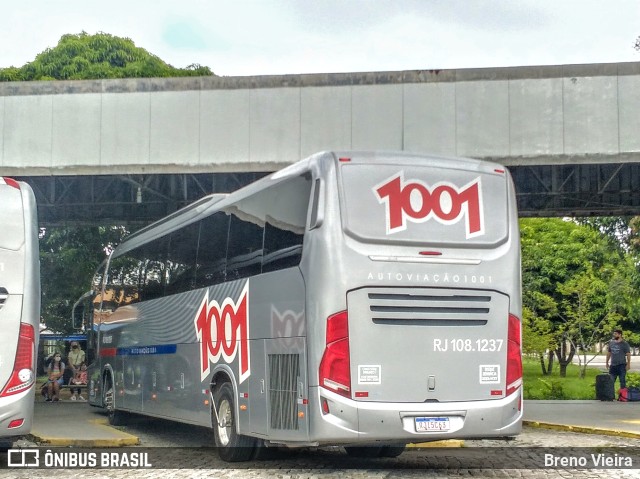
[522,305,555,375]
[40,226,127,334]
[521,218,639,377]
[3,32,213,334]
[0,32,214,81]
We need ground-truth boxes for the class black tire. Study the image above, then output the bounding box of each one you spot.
[213,382,255,462]
[103,374,126,426]
[378,444,405,457]
[344,445,384,457]
[0,440,14,452]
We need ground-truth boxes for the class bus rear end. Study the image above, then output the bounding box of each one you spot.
[311,152,521,446]
[0,178,39,442]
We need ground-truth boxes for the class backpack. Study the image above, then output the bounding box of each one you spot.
[618,387,640,402]
[618,388,629,402]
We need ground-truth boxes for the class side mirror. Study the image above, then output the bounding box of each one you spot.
[71,290,93,330]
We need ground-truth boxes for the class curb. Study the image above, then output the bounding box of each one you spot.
[523,420,640,440]
[407,440,465,448]
[30,419,140,447]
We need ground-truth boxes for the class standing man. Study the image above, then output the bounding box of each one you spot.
[606,329,631,390]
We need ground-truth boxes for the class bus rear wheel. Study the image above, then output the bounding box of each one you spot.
[378,444,405,457]
[103,375,126,426]
[344,445,384,457]
[213,382,255,462]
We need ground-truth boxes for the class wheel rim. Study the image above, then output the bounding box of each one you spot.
[217,398,233,446]
[104,382,114,412]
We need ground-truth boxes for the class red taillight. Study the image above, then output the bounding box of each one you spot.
[319,311,351,398]
[0,323,35,397]
[8,419,24,429]
[1,177,20,189]
[506,314,522,397]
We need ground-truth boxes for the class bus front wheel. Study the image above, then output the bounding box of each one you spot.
[103,375,126,426]
[213,382,255,462]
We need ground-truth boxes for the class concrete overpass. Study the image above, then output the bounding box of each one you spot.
[1,62,639,225]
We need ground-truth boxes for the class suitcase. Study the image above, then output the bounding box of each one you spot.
[628,387,640,401]
[596,374,615,401]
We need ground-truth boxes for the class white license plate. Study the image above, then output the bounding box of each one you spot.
[415,417,450,432]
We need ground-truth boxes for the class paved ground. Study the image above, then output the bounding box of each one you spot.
[2,399,639,477]
[23,398,640,448]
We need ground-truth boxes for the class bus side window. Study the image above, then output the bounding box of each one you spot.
[107,255,143,307]
[195,212,229,288]
[262,220,303,273]
[140,235,169,302]
[226,212,263,281]
[165,222,199,296]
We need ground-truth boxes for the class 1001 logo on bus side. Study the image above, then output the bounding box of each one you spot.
[194,283,250,383]
[375,173,485,239]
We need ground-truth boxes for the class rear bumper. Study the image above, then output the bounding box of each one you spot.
[0,388,34,439]
[311,386,522,444]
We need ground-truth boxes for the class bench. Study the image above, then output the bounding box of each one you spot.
[39,381,88,401]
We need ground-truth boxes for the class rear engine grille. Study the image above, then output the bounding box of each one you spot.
[268,353,300,430]
[367,290,491,326]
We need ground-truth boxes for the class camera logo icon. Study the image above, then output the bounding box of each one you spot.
[7,449,39,467]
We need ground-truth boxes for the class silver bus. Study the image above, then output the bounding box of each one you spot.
[77,151,522,461]
[0,177,40,443]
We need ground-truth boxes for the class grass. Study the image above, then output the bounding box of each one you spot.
[523,356,604,400]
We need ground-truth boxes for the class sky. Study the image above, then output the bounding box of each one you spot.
[1,0,639,77]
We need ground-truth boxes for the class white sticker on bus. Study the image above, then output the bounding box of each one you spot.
[479,365,500,384]
[358,365,382,384]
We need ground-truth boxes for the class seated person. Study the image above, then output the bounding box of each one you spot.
[46,352,65,402]
[70,363,88,401]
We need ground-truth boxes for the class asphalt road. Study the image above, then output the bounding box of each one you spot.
[572,355,640,373]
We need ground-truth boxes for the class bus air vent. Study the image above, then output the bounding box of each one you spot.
[368,291,490,326]
[268,353,300,431]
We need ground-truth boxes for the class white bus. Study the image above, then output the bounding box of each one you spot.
[77,151,522,461]
[0,177,40,443]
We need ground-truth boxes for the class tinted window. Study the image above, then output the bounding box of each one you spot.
[261,175,311,273]
[262,222,304,273]
[165,222,199,296]
[139,236,169,302]
[195,212,229,288]
[106,254,143,308]
[226,210,263,281]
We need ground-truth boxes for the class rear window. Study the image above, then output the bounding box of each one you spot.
[0,184,25,250]
[339,163,509,247]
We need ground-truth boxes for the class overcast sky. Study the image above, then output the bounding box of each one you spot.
[2,0,639,76]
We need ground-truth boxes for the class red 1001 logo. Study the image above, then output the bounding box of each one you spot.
[374,173,485,239]
[194,283,250,383]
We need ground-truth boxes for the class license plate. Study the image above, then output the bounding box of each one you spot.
[415,417,450,432]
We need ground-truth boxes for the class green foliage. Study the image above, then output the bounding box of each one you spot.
[40,226,127,334]
[0,32,214,81]
[537,379,566,399]
[626,372,640,389]
[523,357,601,400]
[520,218,639,373]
